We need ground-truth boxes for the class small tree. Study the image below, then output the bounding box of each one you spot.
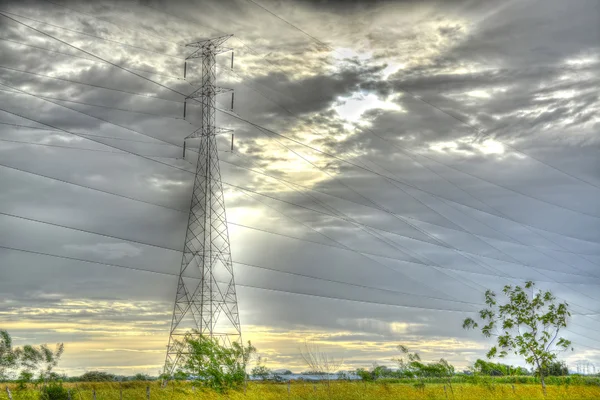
[37,344,65,384]
[16,371,35,389]
[473,359,528,376]
[463,281,572,393]
[395,345,454,390]
[1,330,64,384]
[251,365,271,381]
[251,357,271,381]
[0,330,18,381]
[177,331,255,392]
[540,360,569,377]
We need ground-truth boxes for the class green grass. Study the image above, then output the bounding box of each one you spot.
[3,380,600,400]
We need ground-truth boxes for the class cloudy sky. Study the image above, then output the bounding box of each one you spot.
[1,0,599,376]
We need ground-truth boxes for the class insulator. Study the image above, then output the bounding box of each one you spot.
[183,101,187,119]
[231,52,234,70]
[183,62,187,79]
[231,134,234,152]
[231,93,234,111]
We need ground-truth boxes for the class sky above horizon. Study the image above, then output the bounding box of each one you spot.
[1,0,600,376]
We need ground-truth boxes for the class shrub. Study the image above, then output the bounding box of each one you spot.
[40,382,69,400]
[176,331,256,392]
[78,371,116,382]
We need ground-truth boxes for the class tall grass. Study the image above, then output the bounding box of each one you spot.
[2,380,600,400]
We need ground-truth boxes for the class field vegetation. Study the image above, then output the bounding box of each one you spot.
[3,380,600,400]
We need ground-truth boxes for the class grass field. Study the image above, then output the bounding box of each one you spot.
[3,381,600,400]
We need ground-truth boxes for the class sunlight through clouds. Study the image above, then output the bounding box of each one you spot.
[333,93,402,124]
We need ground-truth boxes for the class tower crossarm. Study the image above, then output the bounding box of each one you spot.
[185,127,233,140]
[186,86,233,100]
[185,34,233,59]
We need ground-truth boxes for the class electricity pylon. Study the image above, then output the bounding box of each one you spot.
[164,35,241,375]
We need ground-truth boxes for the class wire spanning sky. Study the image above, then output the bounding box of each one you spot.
[0,0,599,375]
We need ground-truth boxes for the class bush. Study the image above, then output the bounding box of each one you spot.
[176,331,256,392]
[132,373,151,381]
[356,368,374,381]
[251,365,271,381]
[77,371,116,382]
[40,382,69,400]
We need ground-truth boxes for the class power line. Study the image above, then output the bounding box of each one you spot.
[0,105,193,177]
[0,126,186,147]
[4,243,600,343]
[0,129,506,312]
[215,34,600,264]
[232,117,496,296]
[5,76,599,269]
[28,0,600,238]
[134,2,227,37]
[0,162,188,214]
[0,243,480,314]
[0,65,184,103]
[3,62,597,258]
[0,138,190,161]
[7,8,598,246]
[237,186,474,306]
[3,159,600,290]
[0,9,184,60]
[245,0,330,50]
[227,178,600,315]
[217,107,600,242]
[0,137,127,154]
[0,86,184,120]
[6,52,597,267]
[0,211,181,254]
[0,121,60,131]
[213,100,600,306]
[5,204,600,340]
[3,59,464,271]
[219,74,600,219]
[243,0,600,194]
[225,155,600,317]
[40,0,186,48]
[0,191,593,328]
[215,71,600,277]
[4,65,598,256]
[235,2,600,298]
[222,154,600,259]
[0,13,190,97]
[235,188,600,330]
[0,37,184,80]
[3,0,600,344]
[0,81,196,157]
[134,0,290,81]
[236,260,478,306]
[215,69,596,286]
[225,114,600,307]
[9,3,600,299]
[0,140,585,282]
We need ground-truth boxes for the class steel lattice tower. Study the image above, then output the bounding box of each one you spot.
[164,35,241,375]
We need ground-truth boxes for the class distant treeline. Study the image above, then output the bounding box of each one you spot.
[29,372,159,383]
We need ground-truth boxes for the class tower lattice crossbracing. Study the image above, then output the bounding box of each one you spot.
[164,35,241,375]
